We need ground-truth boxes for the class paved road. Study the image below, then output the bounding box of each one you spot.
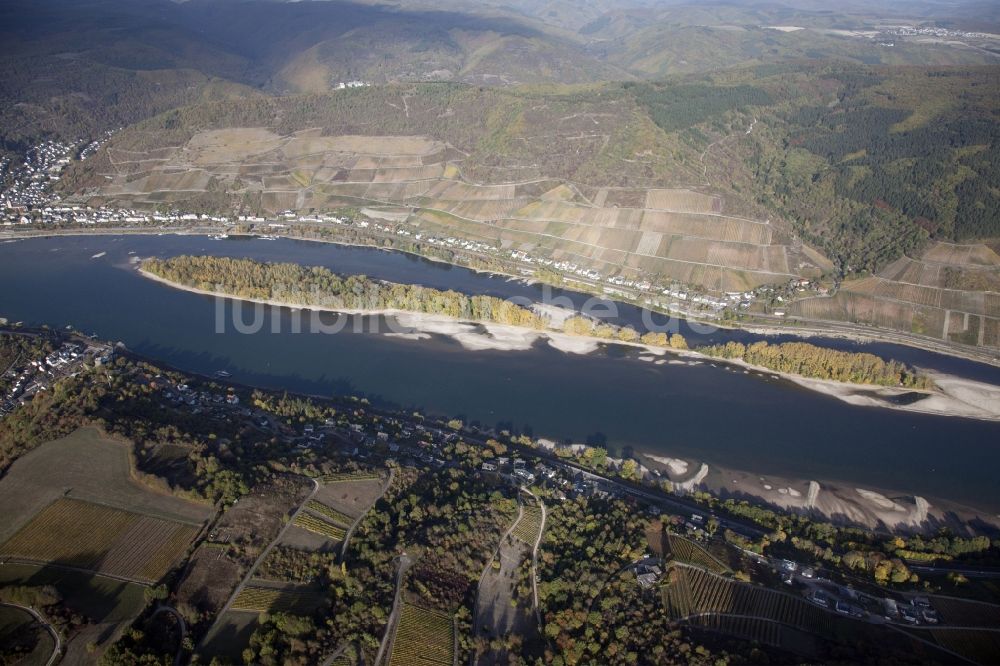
[150,604,188,666]
[0,602,61,666]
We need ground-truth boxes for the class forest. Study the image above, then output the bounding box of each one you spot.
[697,340,933,389]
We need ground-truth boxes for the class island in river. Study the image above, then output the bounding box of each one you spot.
[141,255,1000,425]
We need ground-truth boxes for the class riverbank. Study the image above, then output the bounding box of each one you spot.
[641,453,1000,532]
[7,225,998,370]
[138,264,1000,422]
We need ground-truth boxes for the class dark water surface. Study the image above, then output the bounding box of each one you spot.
[2,234,998,511]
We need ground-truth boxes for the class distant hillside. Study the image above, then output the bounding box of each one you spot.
[4,0,998,154]
[61,62,1000,283]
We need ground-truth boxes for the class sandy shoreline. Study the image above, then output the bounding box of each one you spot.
[639,453,997,532]
[138,266,1000,422]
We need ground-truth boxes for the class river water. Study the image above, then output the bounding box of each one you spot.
[2,234,999,511]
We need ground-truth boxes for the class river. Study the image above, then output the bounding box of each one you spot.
[2,234,999,512]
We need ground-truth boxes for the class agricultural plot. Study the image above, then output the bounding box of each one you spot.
[511,504,543,545]
[790,241,1000,351]
[313,475,384,524]
[305,500,352,527]
[0,427,212,546]
[81,122,823,295]
[643,188,721,213]
[0,497,199,583]
[667,534,731,574]
[293,513,347,540]
[930,596,1000,628]
[317,471,380,483]
[662,565,832,638]
[231,585,325,614]
[0,562,148,664]
[686,613,781,647]
[0,605,55,666]
[389,603,454,666]
[926,628,1000,665]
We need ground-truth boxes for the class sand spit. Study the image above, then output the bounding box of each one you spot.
[708,354,1000,423]
[646,455,690,477]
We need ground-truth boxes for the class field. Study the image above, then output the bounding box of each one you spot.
[389,603,455,666]
[511,502,543,545]
[0,562,148,664]
[0,427,213,546]
[924,628,1000,665]
[175,476,312,618]
[789,241,1000,351]
[666,534,731,574]
[0,497,200,583]
[661,564,830,638]
[231,584,326,614]
[317,471,381,483]
[292,512,347,540]
[685,613,781,647]
[930,595,1000,629]
[313,474,384,520]
[305,500,353,526]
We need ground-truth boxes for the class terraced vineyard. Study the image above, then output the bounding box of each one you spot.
[75,105,825,293]
[667,534,731,574]
[318,472,381,484]
[662,565,830,637]
[0,497,199,583]
[789,241,1000,352]
[686,613,782,647]
[930,596,1000,629]
[293,512,347,540]
[925,628,1000,665]
[232,585,325,614]
[389,603,454,666]
[511,501,543,545]
[305,500,352,527]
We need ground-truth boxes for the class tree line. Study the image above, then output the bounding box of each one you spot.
[143,255,546,329]
[698,340,933,388]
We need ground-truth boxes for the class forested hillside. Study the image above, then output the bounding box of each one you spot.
[630,64,1000,274]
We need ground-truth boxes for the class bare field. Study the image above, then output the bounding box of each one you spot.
[314,477,384,519]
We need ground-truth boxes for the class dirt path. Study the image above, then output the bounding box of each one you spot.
[0,602,61,666]
[529,493,546,619]
[340,468,395,563]
[201,477,320,644]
